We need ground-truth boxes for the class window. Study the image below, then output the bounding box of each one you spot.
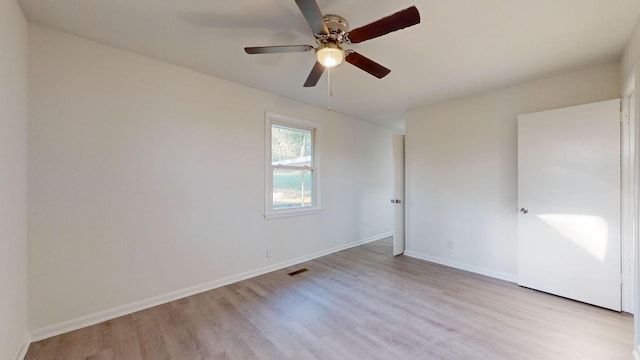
[265,112,321,219]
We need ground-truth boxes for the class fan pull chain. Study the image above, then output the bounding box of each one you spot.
[327,67,332,111]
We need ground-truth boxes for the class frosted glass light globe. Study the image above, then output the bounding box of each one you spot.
[316,43,344,68]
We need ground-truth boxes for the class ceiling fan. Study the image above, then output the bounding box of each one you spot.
[244,0,421,87]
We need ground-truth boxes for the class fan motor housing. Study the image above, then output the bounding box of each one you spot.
[323,14,349,35]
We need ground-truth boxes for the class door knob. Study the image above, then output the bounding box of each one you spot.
[520,208,528,214]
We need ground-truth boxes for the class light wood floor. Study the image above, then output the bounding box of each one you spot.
[26,240,633,359]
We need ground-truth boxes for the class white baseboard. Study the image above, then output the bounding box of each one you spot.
[403,250,518,283]
[29,232,391,343]
[633,344,640,360]
[14,333,30,360]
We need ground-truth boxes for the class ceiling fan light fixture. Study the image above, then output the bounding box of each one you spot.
[316,42,344,68]
[244,2,421,87]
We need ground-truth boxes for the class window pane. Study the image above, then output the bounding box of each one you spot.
[273,168,313,210]
[272,125,312,166]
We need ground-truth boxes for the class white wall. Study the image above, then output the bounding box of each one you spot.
[405,63,620,281]
[27,24,394,335]
[0,0,29,359]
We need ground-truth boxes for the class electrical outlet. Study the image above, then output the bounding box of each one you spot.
[266,248,273,258]
[446,240,454,250]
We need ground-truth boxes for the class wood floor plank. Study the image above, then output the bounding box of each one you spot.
[24,336,60,360]
[110,315,143,360]
[131,307,171,360]
[221,285,318,359]
[25,240,633,359]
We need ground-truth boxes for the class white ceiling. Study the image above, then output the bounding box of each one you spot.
[18,0,640,130]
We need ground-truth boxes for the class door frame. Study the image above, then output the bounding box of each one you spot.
[621,74,640,359]
[621,85,636,313]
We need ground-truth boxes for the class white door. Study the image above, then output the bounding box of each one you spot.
[392,133,405,256]
[517,99,621,311]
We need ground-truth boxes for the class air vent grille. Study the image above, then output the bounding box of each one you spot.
[287,268,309,276]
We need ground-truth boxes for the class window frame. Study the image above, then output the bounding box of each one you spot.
[264,111,322,219]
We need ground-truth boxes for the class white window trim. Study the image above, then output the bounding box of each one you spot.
[264,111,322,220]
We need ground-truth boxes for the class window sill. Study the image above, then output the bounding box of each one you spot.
[264,208,323,220]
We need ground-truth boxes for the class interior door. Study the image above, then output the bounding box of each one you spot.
[392,133,405,256]
[517,99,621,311]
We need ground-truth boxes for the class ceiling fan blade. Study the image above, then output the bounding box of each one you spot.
[304,61,325,87]
[295,0,329,35]
[345,52,391,79]
[347,6,420,44]
[244,45,314,54]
